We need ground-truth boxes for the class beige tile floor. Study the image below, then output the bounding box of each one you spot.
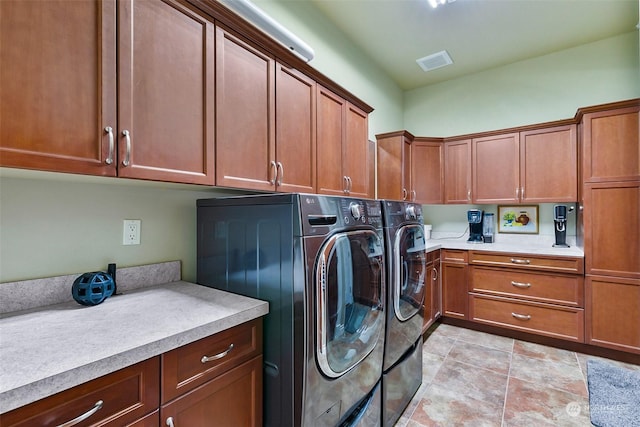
[396,323,640,427]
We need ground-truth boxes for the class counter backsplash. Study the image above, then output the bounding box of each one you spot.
[0,261,181,315]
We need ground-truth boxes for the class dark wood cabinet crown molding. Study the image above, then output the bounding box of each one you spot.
[574,98,640,122]
[186,0,373,113]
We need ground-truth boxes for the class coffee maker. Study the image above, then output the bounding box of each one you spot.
[467,209,484,243]
[553,205,569,247]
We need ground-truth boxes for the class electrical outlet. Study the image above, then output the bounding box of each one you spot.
[123,219,141,245]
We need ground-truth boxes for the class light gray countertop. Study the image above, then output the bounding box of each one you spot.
[424,237,584,257]
[0,281,269,413]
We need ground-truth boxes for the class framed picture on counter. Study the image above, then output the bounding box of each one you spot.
[498,205,539,234]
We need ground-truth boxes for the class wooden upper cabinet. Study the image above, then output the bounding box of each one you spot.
[317,86,345,196]
[472,133,520,204]
[317,86,370,197]
[581,106,639,183]
[376,131,413,201]
[118,0,215,185]
[215,26,275,190]
[412,139,443,204]
[444,139,472,204]
[520,124,577,203]
[275,63,316,193]
[0,0,117,176]
[344,103,370,198]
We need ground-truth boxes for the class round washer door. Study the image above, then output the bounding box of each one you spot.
[316,230,385,378]
[393,224,427,321]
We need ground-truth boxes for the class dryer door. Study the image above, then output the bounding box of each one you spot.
[393,224,427,321]
[316,230,385,378]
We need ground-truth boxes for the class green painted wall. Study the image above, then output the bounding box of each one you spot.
[404,31,640,136]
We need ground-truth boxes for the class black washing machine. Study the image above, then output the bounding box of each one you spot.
[380,200,427,426]
[197,193,386,427]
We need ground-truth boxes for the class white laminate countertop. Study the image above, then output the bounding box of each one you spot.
[424,238,584,257]
[0,281,269,414]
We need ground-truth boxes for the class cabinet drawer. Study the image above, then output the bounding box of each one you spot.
[161,355,263,427]
[1,357,160,427]
[442,249,468,263]
[469,251,584,274]
[470,267,584,307]
[162,318,262,403]
[469,294,584,342]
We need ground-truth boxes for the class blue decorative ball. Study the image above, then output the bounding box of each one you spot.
[72,272,115,306]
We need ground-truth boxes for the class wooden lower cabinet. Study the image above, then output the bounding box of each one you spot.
[442,250,468,320]
[161,356,263,427]
[0,319,264,426]
[423,249,441,333]
[469,294,584,342]
[0,357,160,427]
[586,275,640,354]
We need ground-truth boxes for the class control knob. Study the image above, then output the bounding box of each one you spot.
[406,205,417,220]
[349,202,363,221]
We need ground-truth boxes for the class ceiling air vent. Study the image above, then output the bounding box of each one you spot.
[416,50,453,72]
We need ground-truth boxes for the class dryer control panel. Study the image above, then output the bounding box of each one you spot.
[301,195,383,235]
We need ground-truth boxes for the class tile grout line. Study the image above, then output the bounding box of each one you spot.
[500,339,515,427]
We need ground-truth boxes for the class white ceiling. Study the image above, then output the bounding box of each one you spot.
[307,0,639,90]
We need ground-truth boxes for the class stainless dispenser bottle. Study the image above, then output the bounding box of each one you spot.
[483,213,495,243]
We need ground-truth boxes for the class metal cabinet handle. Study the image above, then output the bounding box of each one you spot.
[432,267,438,281]
[402,189,408,200]
[121,130,131,167]
[511,281,531,289]
[467,190,471,201]
[521,187,525,200]
[411,190,416,201]
[56,400,103,427]
[343,176,349,194]
[347,176,352,193]
[166,417,175,427]
[510,258,530,265]
[511,312,531,321]
[269,161,277,185]
[104,126,114,165]
[515,187,519,199]
[276,162,284,186]
[201,343,234,363]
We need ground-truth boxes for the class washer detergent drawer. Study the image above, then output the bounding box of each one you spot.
[382,336,423,427]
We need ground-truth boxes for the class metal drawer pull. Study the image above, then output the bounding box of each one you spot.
[276,161,284,186]
[57,400,103,427]
[511,312,531,321]
[121,130,131,167]
[166,416,175,427]
[201,343,234,363]
[511,281,531,289]
[269,161,277,185]
[510,258,531,265]
[402,188,408,200]
[104,126,114,165]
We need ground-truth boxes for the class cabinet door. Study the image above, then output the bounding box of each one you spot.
[344,102,370,198]
[520,125,577,202]
[432,259,442,319]
[444,139,471,204]
[215,26,275,190]
[412,140,443,204]
[423,260,434,333]
[0,0,117,176]
[582,106,639,183]
[161,356,263,427]
[275,63,316,193]
[472,133,520,204]
[442,262,468,319]
[376,132,411,201]
[586,275,640,354]
[317,86,346,196]
[117,0,215,184]
[583,182,640,279]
